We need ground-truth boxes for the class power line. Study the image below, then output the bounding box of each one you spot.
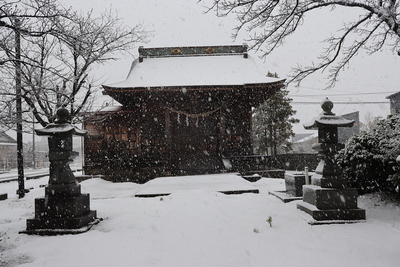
[291,101,388,104]
[289,91,398,97]
[289,83,399,92]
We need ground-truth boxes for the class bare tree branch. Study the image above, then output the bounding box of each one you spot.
[1,0,148,128]
[204,0,400,88]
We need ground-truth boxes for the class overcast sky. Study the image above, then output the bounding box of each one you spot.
[60,0,400,133]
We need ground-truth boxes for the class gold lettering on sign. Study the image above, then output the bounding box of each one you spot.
[171,48,182,55]
[205,47,214,54]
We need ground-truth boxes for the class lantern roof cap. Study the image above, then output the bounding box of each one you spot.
[303,98,355,130]
[35,107,87,136]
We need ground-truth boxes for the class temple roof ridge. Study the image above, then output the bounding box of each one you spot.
[138,44,249,62]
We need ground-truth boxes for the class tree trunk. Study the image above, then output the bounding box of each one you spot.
[15,19,25,198]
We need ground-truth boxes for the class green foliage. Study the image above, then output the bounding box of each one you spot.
[252,87,299,155]
[336,115,400,194]
[266,216,272,227]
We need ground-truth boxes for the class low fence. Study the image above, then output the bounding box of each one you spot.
[229,153,319,175]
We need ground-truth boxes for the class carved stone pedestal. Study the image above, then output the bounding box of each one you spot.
[297,183,365,221]
[26,183,96,230]
[297,160,366,222]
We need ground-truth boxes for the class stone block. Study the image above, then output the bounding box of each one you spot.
[297,201,366,221]
[302,185,358,210]
[26,210,97,230]
[45,183,81,197]
[311,174,347,188]
[285,173,309,197]
[34,193,91,218]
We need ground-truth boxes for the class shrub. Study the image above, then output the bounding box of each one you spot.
[336,115,400,194]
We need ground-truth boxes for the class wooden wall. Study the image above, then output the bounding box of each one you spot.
[83,94,253,182]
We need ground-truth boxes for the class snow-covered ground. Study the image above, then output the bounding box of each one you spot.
[1,173,400,267]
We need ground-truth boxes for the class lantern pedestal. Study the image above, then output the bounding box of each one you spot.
[297,201,366,222]
[297,185,366,221]
[26,193,96,231]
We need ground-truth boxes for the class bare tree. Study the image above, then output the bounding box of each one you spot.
[361,111,383,132]
[0,0,62,63]
[1,2,147,127]
[1,1,147,198]
[1,0,66,133]
[1,0,60,197]
[0,81,15,130]
[205,0,400,88]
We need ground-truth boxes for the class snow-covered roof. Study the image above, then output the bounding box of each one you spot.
[96,105,123,113]
[386,91,400,99]
[0,142,17,146]
[292,133,315,143]
[0,132,16,144]
[35,123,87,136]
[293,132,318,144]
[103,45,285,90]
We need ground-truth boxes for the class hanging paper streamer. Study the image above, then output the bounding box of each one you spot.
[165,106,220,118]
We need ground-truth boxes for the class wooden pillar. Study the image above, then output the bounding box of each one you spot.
[218,102,226,156]
[241,100,253,156]
[165,107,172,173]
[248,101,253,155]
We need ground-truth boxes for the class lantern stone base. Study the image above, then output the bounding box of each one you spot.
[297,202,366,221]
[297,185,365,221]
[311,175,348,189]
[45,183,82,197]
[25,192,97,232]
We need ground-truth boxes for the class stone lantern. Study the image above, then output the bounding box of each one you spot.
[297,98,365,222]
[25,107,96,234]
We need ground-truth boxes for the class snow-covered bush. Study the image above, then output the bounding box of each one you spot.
[336,115,400,194]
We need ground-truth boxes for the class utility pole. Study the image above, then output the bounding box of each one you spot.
[15,19,25,198]
[32,117,36,169]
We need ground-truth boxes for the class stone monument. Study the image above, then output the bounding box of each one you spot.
[24,107,97,234]
[285,171,311,197]
[297,98,366,222]
[268,171,308,203]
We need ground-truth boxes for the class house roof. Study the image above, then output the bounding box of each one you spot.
[292,133,315,143]
[102,45,285,91]
[386,91,400,99]
[0,131,17,145]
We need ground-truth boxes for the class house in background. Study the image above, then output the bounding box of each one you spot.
[83,44,285,182]
[338,111,360,143]
[291,132,318,153]
[0,131,17,171]
[387,92,400,115]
